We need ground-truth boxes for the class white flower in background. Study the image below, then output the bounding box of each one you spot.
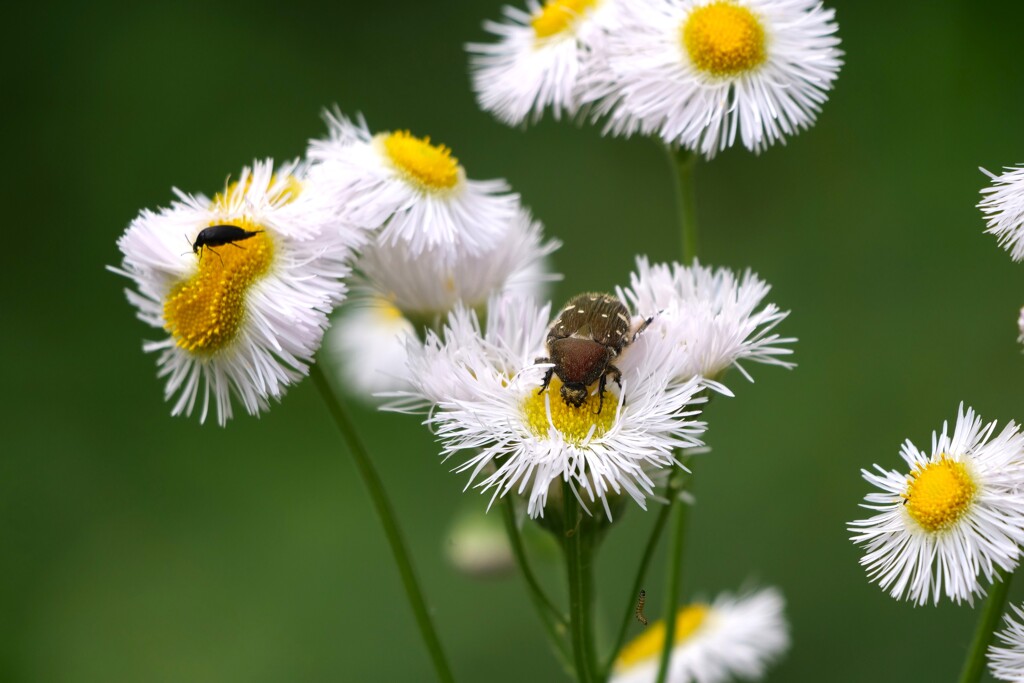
[610,588,789,683]
[467,0,622,126]
[386,293,708,519]
[307,109,519,261]
[619,257,794,384]
[112,159,361,425]
[357,206,560,319]
[328,298,417,397]
[989,603,1024,682]
[1018,306,1024,345]
[445,508,515,578]
[980,165,1024,261]
[849,404,1024,606]
[582,0,842,158]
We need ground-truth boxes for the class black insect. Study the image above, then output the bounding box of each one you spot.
[635,589,648,626]
[536,292,652,414]
[187,224,262,263]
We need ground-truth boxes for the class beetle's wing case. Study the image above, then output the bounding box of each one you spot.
[548,292,629,344]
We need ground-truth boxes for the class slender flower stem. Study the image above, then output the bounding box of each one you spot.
[664,145,699,264]
[958,568,1014,683]
[654,472,690,683]
[311,364,455,683]
[602,480,679,679]
[563,481,598,683]
[501,497,574,676]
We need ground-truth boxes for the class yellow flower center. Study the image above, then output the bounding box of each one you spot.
[212,174,303,210]
[902,455,978,533]
[614,604,710,670]
[531,0,598,39]
[521,377,618,445]
[682,1,767,77]
[382,130,461,192]
[163,219,274,355]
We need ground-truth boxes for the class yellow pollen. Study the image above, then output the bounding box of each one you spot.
[682,1,767,77]
[531,0,598,39]
[615,604,710,670]
[902,455,977,533]
[522,376,617,445]
[212,174,303,211]
[382,130,461,192]
[163,219,274,355]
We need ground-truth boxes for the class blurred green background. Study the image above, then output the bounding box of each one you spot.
[5,0,1024,681]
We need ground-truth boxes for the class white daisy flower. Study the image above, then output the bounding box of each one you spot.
[582,0,842,158]
[989,603,1024,682]
[307,109,520,262]
[619,257,794,384]
[355,206,560,320]
[112,159,362,426]
[979,165,1024,262]
[328,298,418,398]
[466,0,622,126]
[610,587,790,683]
[386,292,708,519]
[849,404,1024,606]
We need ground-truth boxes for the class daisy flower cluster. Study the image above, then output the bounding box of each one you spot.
[307,109,561,398]
[469,0,843,157]
[610,587,789,683]
[388,258,793,519]
[112,159,364,426]
[849,404,1024,606]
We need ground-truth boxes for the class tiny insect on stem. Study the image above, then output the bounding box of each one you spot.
[635,589,649,626]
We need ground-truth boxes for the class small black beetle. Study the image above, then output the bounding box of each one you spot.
[536,292,652,414]
[188,224,263,263]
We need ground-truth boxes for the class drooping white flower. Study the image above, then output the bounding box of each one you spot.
[610,588,790,683]
[307,109,519,262]
[386,292,708,518]
[112,159,362,425]
[979,165,1024,261]
[328,298,418,398]
[849,404,1024,605]
[989,603,1024,682]
[466,0,622,126]
[619,257,794,384]
[582,0,842,158]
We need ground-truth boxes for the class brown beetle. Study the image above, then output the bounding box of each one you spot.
[536,292,651,414]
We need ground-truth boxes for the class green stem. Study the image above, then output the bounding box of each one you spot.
[602,480,679,678]
[311,364,455,683]
[664,145,698,264]
[501,497,574,676]
[957,568,1014,683]
[563,481,598,683]
[654,480,690,683]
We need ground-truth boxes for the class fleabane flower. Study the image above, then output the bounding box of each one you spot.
[307,109,519,263]
[467,0,622,126]
[582,0,842,158]
[979,165,1024,261]
[610,587,789,683]
[989,603,1024,682]
[849,404,1024,605]
[328,206,560,399]
[619,257,794,385]
[356,206,560,320]
[385,293,708,519]
[328,298,418,398]
[112,159,362,425]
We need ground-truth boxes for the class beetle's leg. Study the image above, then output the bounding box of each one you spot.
[595,374,607,414]
[205,246,224,266]
[609,364,623,389]
[630,314,655,344]
[227,242,247,251]
[536,357,554,395]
